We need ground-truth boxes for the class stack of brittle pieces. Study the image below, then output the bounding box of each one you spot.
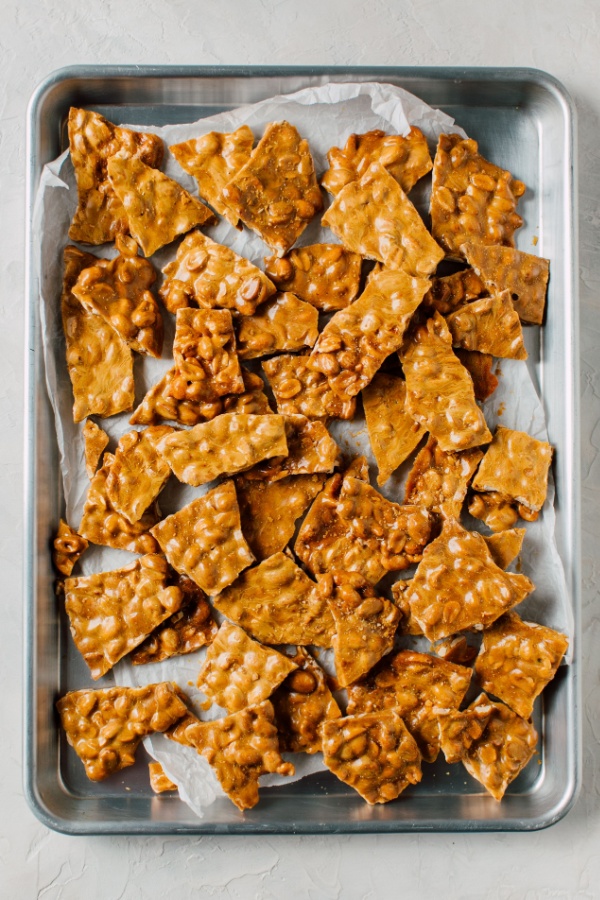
[54,105,567,812]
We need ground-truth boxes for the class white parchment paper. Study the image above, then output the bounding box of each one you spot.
[32,81,571,820]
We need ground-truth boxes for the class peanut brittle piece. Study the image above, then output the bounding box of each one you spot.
[242,414,340,482]
[431,134,525,258]
[322,162,444,278]
[262,354,356,421]
[172,307,244,401]
[150,481,254,594]
[235,473,326,560]
[483,528,526,569]
[362,373,426,485]
[156,413,287,486]
[317,572,400,687]
[400,311,492,451]
[405,517,534,641]
[454,349,499,401]
[468,491,538,532]
[160,230,275,315]
[462,694,538,800]
[472,426,553,512]
[321,709,422,804]
[445,290,527,360]
[196,621,297,711]
[57,682,187,781]
[462,241,550,325]
[214,551,334,648]
[391,578,423,637]
[236,292,319,359]
[131,575,217,665]
[434,700,493,764]
[79,453,159,554]
[67,107,163,245]
[422,267,487,315]
[321,126,432,197]
[64,554,184,679]
[272,649,341,754]
[107,156,215,258]
[170,126,254,228]
[222,121,323,256]
[474,611,569,719]
[83,420,109,479]
[167,701,294,810]
[309,269,430,399]
[433,635,478,666]
[61,246,135,423]
[404,435,483,518]
[148,762,177,793]
[106,426,173,524]
[346,649,472,762]
[344,455,370,481]
[264,244,362,312]
[53,519,88,576]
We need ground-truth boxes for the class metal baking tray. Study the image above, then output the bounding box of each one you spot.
[25,66,580,834]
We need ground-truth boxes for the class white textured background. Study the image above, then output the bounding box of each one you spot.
[2,1,599,897]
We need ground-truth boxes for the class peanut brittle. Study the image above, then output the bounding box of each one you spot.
[156,413,287,486]
[235,473,326,560]
[404,517,534,641]
[160,230,275,316]
[131,575,217,665]
[264,243,362,312]
[272,649,341,754]
[61,246,135,422]
[400,311,492,451]
[64,554,184,679]
[391,578,423,637]
[149,762,177,793]
[474,611,568,719]
[214,551,334,648]
[321,709,422,804]
[344,455,370,481]
[445,290,527,360]
[472,426,553,513]
[454,349,499,401]
[83,420,109,479]
[430,133,525,258]
[422,267,487,316]
[222,121,323,256]
[172,307,244,401]
[321,126,432,196]
[346,649,472,762]
[57,682,187,781]
[483,528,526,570]
[434,700,493,764]
[468,490,538,532]
[196,621,297,712]
[236,292,319,359]
[317,572,400,686]
[309,269,431,399]
[462,695,538,801]
[53,519,88,577]
[107,156,215,258]
[262,354,356,421]
[242,414,340,482]
[67,107,163,245]
[362,373,426,485]
[170,126,254,228]
[322,162,444,278]
[150,480,254,595]
[106,426,173,524]
[404,435,483,518]
[433,635,478,666]
[167,701,294,810]
[79,453,159,554]
[462,241,550,325]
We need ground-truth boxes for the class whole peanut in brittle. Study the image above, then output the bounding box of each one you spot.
[172,307,244,402]
[272,649,341,754]
[434,702,493,764]
[83,420,109,479]
[422,267,487,316]
[264,244,362,312]
[236,292,319,359]
[241,414,340,483]
[462,241,550,325]
[471,426,553,513]
[53,519,88,577]
[403,435,483,519]
[106,426,174,525]
[262,354,356,421]
[445,290,527,360]
[468,490,538,532]
[362,373,426,485]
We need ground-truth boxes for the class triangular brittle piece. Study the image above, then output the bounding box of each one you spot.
[317,572,400,686]
[308,269,431,399]
[160,230,276,315]
[430,133,525,258]
[61,246,134,423]
[400,312,492,451]
[196,621,297,712]
[222,121,324,256]
[272,649,341,754]
[57,682,187,781]
[236,292,319,359]
[151,481,254,595]
[67,107,163,245]
[422,267,487,316]
[362,373,426,485]
[454,349,499,401]
[64,554,184,679]
[52,519,88,577]
[472,426,553,513]
[214,552,334,648]
[445,290,527,360]
[404,435,483,518]
[262,354,356,421]
[434,699,493,764]
[241,414,340,482]
[462,241,550,325]
[167,701,294,810]
[83,420,109,479]
[321,709,422,804]
[264,243,362,312]
[172,308,244,401]
[107,157,216,257]
[170,126,254,228]
[322,162,444,277]
[105,426,174,524]
[483,528,526,569]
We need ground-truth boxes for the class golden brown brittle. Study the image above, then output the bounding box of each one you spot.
[272,649,341,754]
[433,635,478,666]
[462,241,550,325]
[172,307,244,402]
[403,435,483,518]
[363,373,426,485]
[445,290,527,360]
[264,243,362,312]
[236,292,319,359]
[483,528,526,569]
[83,420,109,479]
[422,267,487,316]
[467,491,526,533]
[472,426,553,512]
[262,354,356,421]
[105,426,173,524]
[434,701,493,764]
[242,414,340,482]
[148,761,177,793]
[454,349,499,401]
[53,519,88,577]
